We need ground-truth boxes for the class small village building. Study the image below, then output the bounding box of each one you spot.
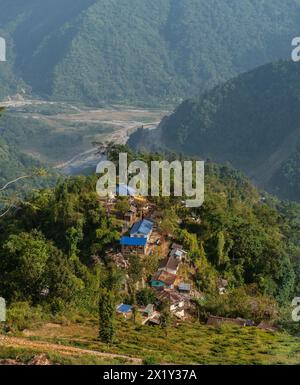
[142,304,155,316]
[124,206,137,224]
[139,304,155,319]
[120,236,148,256]
[170,248,185,260]
[116,304,133,319]
[147,314,161,326]
[130,219,153,240]
[151,270,177,290]
[156,290,186,319]
[178,283,192,294]
[158,256,181,275]
[170,245,187,261]
[138,304,161,325]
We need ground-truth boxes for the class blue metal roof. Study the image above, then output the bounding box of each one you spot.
[130,219,153,236]
[120,236,147,246]
[117,304,132,313]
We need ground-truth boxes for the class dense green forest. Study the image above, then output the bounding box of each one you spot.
[1,147,299,334]
[129,60,300,202]
[1,0,300,103]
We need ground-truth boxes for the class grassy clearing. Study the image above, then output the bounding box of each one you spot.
[14,318,300,365]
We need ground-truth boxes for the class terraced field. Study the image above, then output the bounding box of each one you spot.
[1,318,299,365]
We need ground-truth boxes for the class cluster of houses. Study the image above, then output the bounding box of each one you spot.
[116,303,161,326]
[115,211,193,323]
[111,195,277,332]
[150,243,192,319]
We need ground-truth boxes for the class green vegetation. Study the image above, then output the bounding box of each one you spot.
[2,318,300,365]
[1,1,300,103]
[129,60,300,202]
[0,345,133,365]
[0,109,111,165]
[0,147,299,364]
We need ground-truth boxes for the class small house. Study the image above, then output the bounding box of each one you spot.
[158,256,181,275]
[130,219,153,241]
[147,314,161,326]
[156,290,186,319]
[124,206,137,224]
[139,304,155,319]
[120,236,148,256]
[170,245,187,261]
[116,304,133,319]
[151,270,177,289]
[178,283,192,294]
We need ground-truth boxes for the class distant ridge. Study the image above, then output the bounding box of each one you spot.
[128,60,300,202]
[1,0,300,103]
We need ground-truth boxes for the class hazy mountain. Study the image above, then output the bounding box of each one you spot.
[1,0,300,103]
[128,60,300,202]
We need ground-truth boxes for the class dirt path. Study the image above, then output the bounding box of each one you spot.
[0,335,142,364]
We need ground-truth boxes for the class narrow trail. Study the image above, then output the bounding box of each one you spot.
[0,335,142,364]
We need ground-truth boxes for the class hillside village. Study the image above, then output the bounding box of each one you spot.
[0,166,297,365]
[106,191,195,324]
[101,185,275,331]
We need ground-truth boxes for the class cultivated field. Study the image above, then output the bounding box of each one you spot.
[1,318,300,365]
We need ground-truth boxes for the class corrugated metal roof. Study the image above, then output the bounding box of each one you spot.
[159,256,181,272]
[130,219,153,236]
[120,236,147,246]
[117,304,132,313]
[178,283,191,291]
[152,271,177,286]
[156,289,185,305]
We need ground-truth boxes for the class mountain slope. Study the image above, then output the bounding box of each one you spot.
[128,60,300,201]
[1,0,300,103]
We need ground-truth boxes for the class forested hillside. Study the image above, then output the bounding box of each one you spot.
[1,148,300,364]
[1,0,300,103]
[0,108,37,188]
[129,60,300,201]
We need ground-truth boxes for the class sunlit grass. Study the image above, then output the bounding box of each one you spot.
[17,317,300,365]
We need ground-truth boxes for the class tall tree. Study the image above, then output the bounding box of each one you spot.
[99,267,123,344]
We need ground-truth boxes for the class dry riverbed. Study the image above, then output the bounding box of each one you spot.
[1,99,169,174]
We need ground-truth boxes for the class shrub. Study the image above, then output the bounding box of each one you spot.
[143,356,158,365]
[6,302,45,332]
